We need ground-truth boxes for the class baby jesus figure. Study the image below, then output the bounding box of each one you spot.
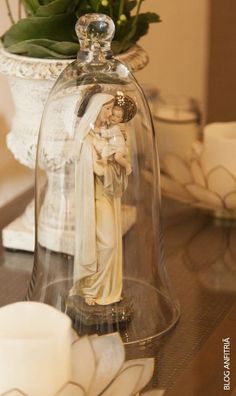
[100,105,132,176]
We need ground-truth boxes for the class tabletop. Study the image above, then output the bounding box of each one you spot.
[0,197,235,396]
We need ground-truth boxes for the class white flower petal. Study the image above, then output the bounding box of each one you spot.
[164,154,192,184]
[101,364,144,396]
[186,184,223,209]
[143,390,165,396]
[56,382,85,396]
[161,174,193,202]
[0,391,29,396]
[207,167,236,198]
[88,333,125,396]
[225,191,236,210]
[71,336,96,393]
[191,160,206,187]
[121,358,154,394]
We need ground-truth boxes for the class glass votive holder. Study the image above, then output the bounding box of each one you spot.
[154,94,201,171]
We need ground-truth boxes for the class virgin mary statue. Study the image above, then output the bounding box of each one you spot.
[71,86,129,306]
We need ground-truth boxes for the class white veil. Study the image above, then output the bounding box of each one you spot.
[74,92,114,282]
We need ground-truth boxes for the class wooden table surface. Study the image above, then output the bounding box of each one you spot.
[0,197,235,395]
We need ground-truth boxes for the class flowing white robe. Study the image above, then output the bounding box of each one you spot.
[73,133,123,305]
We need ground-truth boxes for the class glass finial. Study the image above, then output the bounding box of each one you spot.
[75,13,115,53]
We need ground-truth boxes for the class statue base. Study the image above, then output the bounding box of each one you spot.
[64,295,133,335]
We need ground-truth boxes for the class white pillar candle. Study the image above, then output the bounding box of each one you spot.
[0,302,72,396]
[154,96,200,169]
[201,122,236,176]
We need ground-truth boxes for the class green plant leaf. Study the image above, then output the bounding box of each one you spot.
[3,1,161,58]
[110,0,123,20]
[115,16,136,43]
[89,0,100,12]
[76,2,93,17]
[133,12,161,42]
[3,13,78,48]
[125,0,137,13]
[6,38,79,58]
[51,41,79,55]
[22,0,41,16]
[39,0,55,5]
[112,39,132,54]
[112,40,130,54]
[112,11,160,54]
[36,0,80,16]
[144,12,161,23]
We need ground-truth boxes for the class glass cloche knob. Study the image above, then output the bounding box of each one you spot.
[27,13,180,346]
[75,13,115,53]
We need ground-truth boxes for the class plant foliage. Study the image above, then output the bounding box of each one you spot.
[3,0,161,58]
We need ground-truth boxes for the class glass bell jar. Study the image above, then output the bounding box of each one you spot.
[28,13,180,345]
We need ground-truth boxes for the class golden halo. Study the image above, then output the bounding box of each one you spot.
[114,91,137,122]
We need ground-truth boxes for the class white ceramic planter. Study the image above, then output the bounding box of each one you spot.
[0,43,148,169]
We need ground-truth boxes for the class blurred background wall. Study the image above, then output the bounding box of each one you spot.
[206,0,236,122]
[139,0,209,109]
